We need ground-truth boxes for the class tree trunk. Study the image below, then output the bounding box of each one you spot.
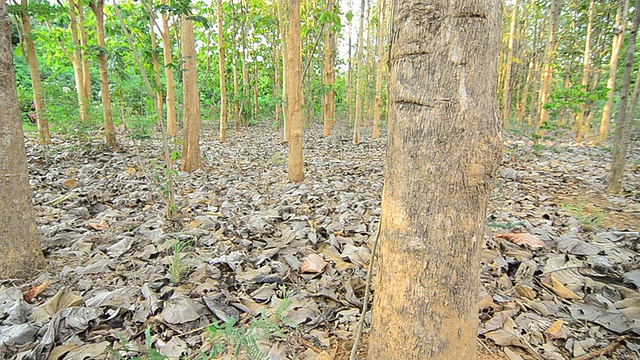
[575,0,595,143]
[68,0,88,122]
[278,0,289,142]
[253,64,259,120]
[372,0,386,139]
[286,0,303,182]
[18,0,51,145]
[536,0,560,137]
[90,0,116,147]
[599,0,630,143]
[217,0,227,142]
[323,0,335,138]
[231,0,241,133]
[352,0,366,145]
[148,0,164,124]
[161,0,177,136]
[0,2,46,279]
[77,1,91,102]
[347,14,354,125]
[608,0,640,193]
[180,14,202,172]
[367,0,502,358]
[500,0,518,126]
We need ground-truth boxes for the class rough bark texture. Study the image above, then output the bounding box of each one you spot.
[161,0,177,136]
[217,0,227,142]
[608,0,640,193]
[90,0,116,147]
[367,1,502,358]
[286,0,303,182]
[180,14,202,173]
[0,2,46,279]
[352,0,365,145]
[18,0,51,145]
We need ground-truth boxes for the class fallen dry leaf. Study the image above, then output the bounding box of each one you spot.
[545,319,570,340]
[300,254,327,274]
[540,274,581,300]
[497,233,545,249]
[24,280,50,303]
[88,219,109,231]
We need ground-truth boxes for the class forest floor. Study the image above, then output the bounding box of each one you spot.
[1,122,639,360]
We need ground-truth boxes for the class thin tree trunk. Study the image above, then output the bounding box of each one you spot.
[17,0,50,145]
[68,0,88,122]
[575,0,595,143]
[286,0,303,182]
[608,0,640,193]
[161,0,177,136]
[352,0,366,144]
[181,14,202,172]
[501,0,518,126]
[90,0,116,147]
[536,0,561,137]
[372,0,386,139]
[148,0,164,122]
[599,0,629,143]
[322,0,335,137]
[278,0,289,142]
[347,0,354,125]
[367,0,502,357]
[253,64,259,120]
[231,0,241,133]
[217,0,227,142]
[77,0,91,101]
[0,2,47,279]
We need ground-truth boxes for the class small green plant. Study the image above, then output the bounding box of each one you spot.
[110,327,166,360]
[561,202,604,229]
[167,239,195,284]
[272,153,286,165]
[487,221,525,230]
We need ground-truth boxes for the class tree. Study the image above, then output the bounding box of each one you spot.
[217,0,227,142]
[160,0,177,136]
[372,0,386,139]
[13,0,51,145]
[181,13,202,172]
[500,0,518,125]
[352,0,365,145]
[608,0,640,193]
[0,1,46,279]
[68,0,89,122]
[322,0,335,137]
[286,0,303,182]
[536,0,560,136]
[367,0,502,358]
[574,0,595,143]
[90,0,116,147]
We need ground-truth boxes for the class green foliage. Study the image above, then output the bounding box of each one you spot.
[487,221,525,230]
[166,239,195,284]
[109,327,166,360]
[561,202,604,230]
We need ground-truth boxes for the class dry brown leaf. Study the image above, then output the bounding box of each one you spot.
[497,233,545,249]
[300,254,327,274]
[24,280,50,303]
[544,319,569,340]
[514,284,536,301]
[89,219,109,231]
[62,178,77,189]
[540,274,581,300]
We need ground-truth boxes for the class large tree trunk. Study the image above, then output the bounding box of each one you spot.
[286,0,303,182]
[367,0,502,358]
[217,0,227,142]
[68,0,88,122]
[536,0,560,136]
[352,0,366,144]
[180,14,202,172]
[161,0,177,136]
[322,0,335,137]
[0,2,46,279]
[574,0,595,143]
[608,0,640,193]
[18,0,51,145]
[599,0,630,143]
[90,0,116,147]
[500,0,518,126]
[372,0,386,139]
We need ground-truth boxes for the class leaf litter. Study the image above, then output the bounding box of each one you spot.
[0,124,638,360]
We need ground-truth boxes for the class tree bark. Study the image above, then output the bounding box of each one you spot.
[536,0,560,137]
[608,0,640,193]
[367,1,502,358]
[599,0,630,143]
[17,0,51,145]
[180,14,202,172]
[76,0,91,102]
[231,0,241,133]
[68,0,88,122]
[322,0,335,137]
[574,0,595,143]
[217,0,227,142]
[352,0,366,144]
[278,0,289,142]
[372,0,387,139]
[90,0,116,147]
[0,2,46,279]
[161,0,177,136]
[500,0,518,125]
[286,0,303,182]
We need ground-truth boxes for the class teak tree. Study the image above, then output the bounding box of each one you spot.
[367,0,502,358]
[352,0,365,145]
[536,0,560,136]
[0,1,46,279]
[180,13,202,172]
[161,0,177,136]
[217,0,227,142]
[286,0,303,182]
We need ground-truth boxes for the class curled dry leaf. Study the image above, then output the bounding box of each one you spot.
[540,274,581,300]
[300,253,327,274]
[497,233,545,249]
[24,280,50,303]
[88,219,109,231]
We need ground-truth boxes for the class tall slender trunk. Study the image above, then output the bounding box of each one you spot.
[231,0,241,133]
[17,0,50,144]
[352,0,366,144]
[90,0,116,147]
[599,0,630,142]
[536,0,560,137]
[273,29,282,129]
[181,14,202,172]
[286,0,303,182]
[278,0,289,141]
[217,0,227,142]
[322,0,335,137]
[501,0,519,126]
[148,0,164,122]
[575,0,595,143]
[347,0,354,125]
[77,1,91,101]
[372,0,386,139]
[69,0,88,122]
[253,64,259,120]
[161,0,177,136]
[608,0,640,193]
